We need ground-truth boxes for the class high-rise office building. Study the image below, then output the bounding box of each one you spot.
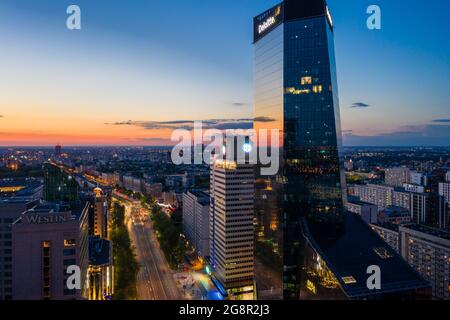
[210,136,254,299]
[43,163,79,202]
[183,190,210,258]
[12,202,89,300]
[253,0,430,300]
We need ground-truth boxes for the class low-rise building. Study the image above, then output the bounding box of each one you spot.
[182,190,210,258]
[346,198,378,224]
[378,206,411,225]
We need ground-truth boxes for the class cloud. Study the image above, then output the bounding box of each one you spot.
[231,102,247,107]
[432,119,450,123]
[106,117,276,132]
[343,124,450,146]
[350,102,370,109]
[254,116,276,123]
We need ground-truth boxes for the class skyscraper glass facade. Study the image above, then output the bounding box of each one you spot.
[254,0,430,300]
[254,0,345,300]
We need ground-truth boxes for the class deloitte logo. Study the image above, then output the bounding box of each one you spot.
[258,16,276,34]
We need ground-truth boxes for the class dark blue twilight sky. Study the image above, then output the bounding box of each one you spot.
[0,0,449,146]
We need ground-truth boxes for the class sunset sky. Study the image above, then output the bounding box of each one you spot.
[0,0,449,146]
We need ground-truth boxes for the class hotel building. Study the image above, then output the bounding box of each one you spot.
[0,199,37,300]
[12,202,89,300]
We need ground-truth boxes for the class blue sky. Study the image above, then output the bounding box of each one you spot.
[0,0,449,146]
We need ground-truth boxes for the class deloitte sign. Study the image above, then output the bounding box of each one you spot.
[254,4,283,42]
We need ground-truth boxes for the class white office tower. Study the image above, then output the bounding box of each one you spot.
[209,135,255,300]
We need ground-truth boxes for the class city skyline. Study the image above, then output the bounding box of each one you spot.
[0,0,449,147]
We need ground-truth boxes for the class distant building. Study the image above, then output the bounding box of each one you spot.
[144,182,163,199]
[439,182,450,203]
[0,199,37,300]
[446,171,450,182]
[54,145,62,157]
[392,188,411,210]
[378,206,411,225]
[43,163,79,202]
[88,237,113,300]
[410,172,428,186]
[385,167,411,187]
[12,202,90,300]
[122,175,142,193]
[165,173,190,192]
[351,184,393,210]
[344,160,353,171]
[90,187,108,238]
[410,192,446,228]
[400,225,450,300]
[346,198,378,224]
[182,190,210,258]
[404,184,425,194]
[162,192,178,207]
[0,178,43,201]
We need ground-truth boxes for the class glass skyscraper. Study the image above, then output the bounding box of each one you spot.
[254,0,431,300]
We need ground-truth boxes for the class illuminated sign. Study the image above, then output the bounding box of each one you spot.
[25,214,69,224]
[258,16,276,34]
[254,4,283,42]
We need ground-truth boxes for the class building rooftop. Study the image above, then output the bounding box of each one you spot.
[401,224,450,241]
[187,190,210,205]
[305,212,429,299]
[14,201,89,224]
[347,196,376,207]
[0,178,42,197]
[89,237,111,266]
[371,222,400,232]
[382,206,410,217]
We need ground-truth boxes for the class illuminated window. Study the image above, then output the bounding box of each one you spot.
[342,276,357,284]
[64,239,76,247]
[42,241,51,248]
[312,85,323,93]
[286,87,310,95]
[301,76,312,85]
[373,247,393,259]
[306,280,317,294]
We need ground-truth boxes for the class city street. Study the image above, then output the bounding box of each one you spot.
[122,199,182,300]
